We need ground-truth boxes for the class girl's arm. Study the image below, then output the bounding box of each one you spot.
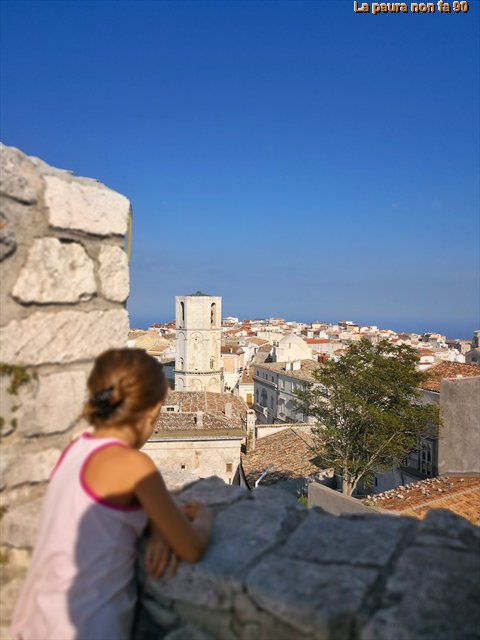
[130,452,212,563]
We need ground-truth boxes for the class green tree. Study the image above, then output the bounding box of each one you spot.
[295,339,440,496]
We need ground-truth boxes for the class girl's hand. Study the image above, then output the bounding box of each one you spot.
[145,529,178,578]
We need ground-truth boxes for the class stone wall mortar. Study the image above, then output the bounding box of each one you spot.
[136,477,480,640]
[0,144,131,629]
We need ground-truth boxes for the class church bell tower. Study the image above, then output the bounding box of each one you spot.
[174,292,222,392]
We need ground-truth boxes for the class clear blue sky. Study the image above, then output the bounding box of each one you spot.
[1,1,478,338]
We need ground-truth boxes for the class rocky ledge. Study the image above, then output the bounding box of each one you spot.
[135,477,480,640]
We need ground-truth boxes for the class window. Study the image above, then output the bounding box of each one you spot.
[211,303,216,327]
[210,357,215,369]
[166,407,175,412]
[181,463,186,470]
[180,302,185,323]
[419,440,434,476]
[226,463,233,473]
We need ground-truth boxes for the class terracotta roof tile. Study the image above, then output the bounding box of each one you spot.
[153,391,248,437]
[420,362,480,392]
[367,476,480,525]
[241,428,320,488]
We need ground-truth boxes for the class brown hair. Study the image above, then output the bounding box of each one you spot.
[82,349,169,429]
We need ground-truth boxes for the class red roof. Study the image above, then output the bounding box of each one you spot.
[368,476,480,525]
[421,362,480,393]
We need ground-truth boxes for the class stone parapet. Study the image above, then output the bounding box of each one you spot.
[136,477,480,640]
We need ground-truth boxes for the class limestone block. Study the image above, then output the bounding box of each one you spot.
[0,577,24,627]
[0,498,43,548]
[142,491,291,610]
[0,309,129,366]
[164,625,213,640]
[44,175,129,236]
[1,448,60,489]
[0,626,14,640]
[0,211,16,261]
[98,244,129,302]
[361,544,480,640]
[0,144,43,204]
[282,511,411,567]
[141,597,179,629]
[177,476,247,509]
[12,238,96,303]
[174,604,237,640]
[16,370,86,436]
[414,507,480,550]
[246,555,378,638]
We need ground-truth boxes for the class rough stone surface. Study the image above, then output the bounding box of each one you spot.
[246,556,378,638]
[0,498,43,548]
[164,624,213,640]
[44,175,130,236]
[0,577,24,628]
[361,544,480,640]
[138,479,480,640]
[98,244,129,302]
[0,211,16,261]
[0,448,61,490]
[177,476,248,509]
[282,510,411,567]
[142,481,296,610]
[0,144,43,204]
[0,308,129,365]
[16,370,86,436]
[12,237,96,303]
[414,507,480,551]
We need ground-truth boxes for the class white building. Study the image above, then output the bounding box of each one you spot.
[175,291,222,392]
[273,333,311,363]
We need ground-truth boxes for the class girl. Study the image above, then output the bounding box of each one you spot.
[11,349,212,640]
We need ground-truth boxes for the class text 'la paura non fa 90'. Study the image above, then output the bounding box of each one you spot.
[354,1,470,12]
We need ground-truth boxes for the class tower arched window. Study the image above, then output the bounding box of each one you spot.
[210,357,215,370]
[211,303,216,327]
[180,302,185,324]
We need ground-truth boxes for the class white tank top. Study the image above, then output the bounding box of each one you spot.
[11,433,148,640]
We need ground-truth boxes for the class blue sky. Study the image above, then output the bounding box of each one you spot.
[1,1,478,338]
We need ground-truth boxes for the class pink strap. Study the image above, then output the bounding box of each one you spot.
[80,441,142,512]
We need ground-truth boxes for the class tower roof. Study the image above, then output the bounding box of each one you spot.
[187,290,209,297]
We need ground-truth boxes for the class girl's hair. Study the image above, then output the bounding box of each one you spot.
[82,349,169,428]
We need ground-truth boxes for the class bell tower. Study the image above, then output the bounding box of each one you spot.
[174,291,222,392]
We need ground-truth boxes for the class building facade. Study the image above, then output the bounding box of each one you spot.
[174,292,222,392]
[253,360,318,424]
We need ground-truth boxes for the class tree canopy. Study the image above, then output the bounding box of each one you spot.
[295,338,440,496]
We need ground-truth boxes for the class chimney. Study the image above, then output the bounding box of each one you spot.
[195,411,203,427]
[225,402,233,419]
[246,409,256,452]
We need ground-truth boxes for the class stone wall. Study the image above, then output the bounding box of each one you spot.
[438,376,480,475]
[0,144,130,630]
[136,477,480,640]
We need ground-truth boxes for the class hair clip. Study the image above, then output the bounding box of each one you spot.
[90,387,121,419]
